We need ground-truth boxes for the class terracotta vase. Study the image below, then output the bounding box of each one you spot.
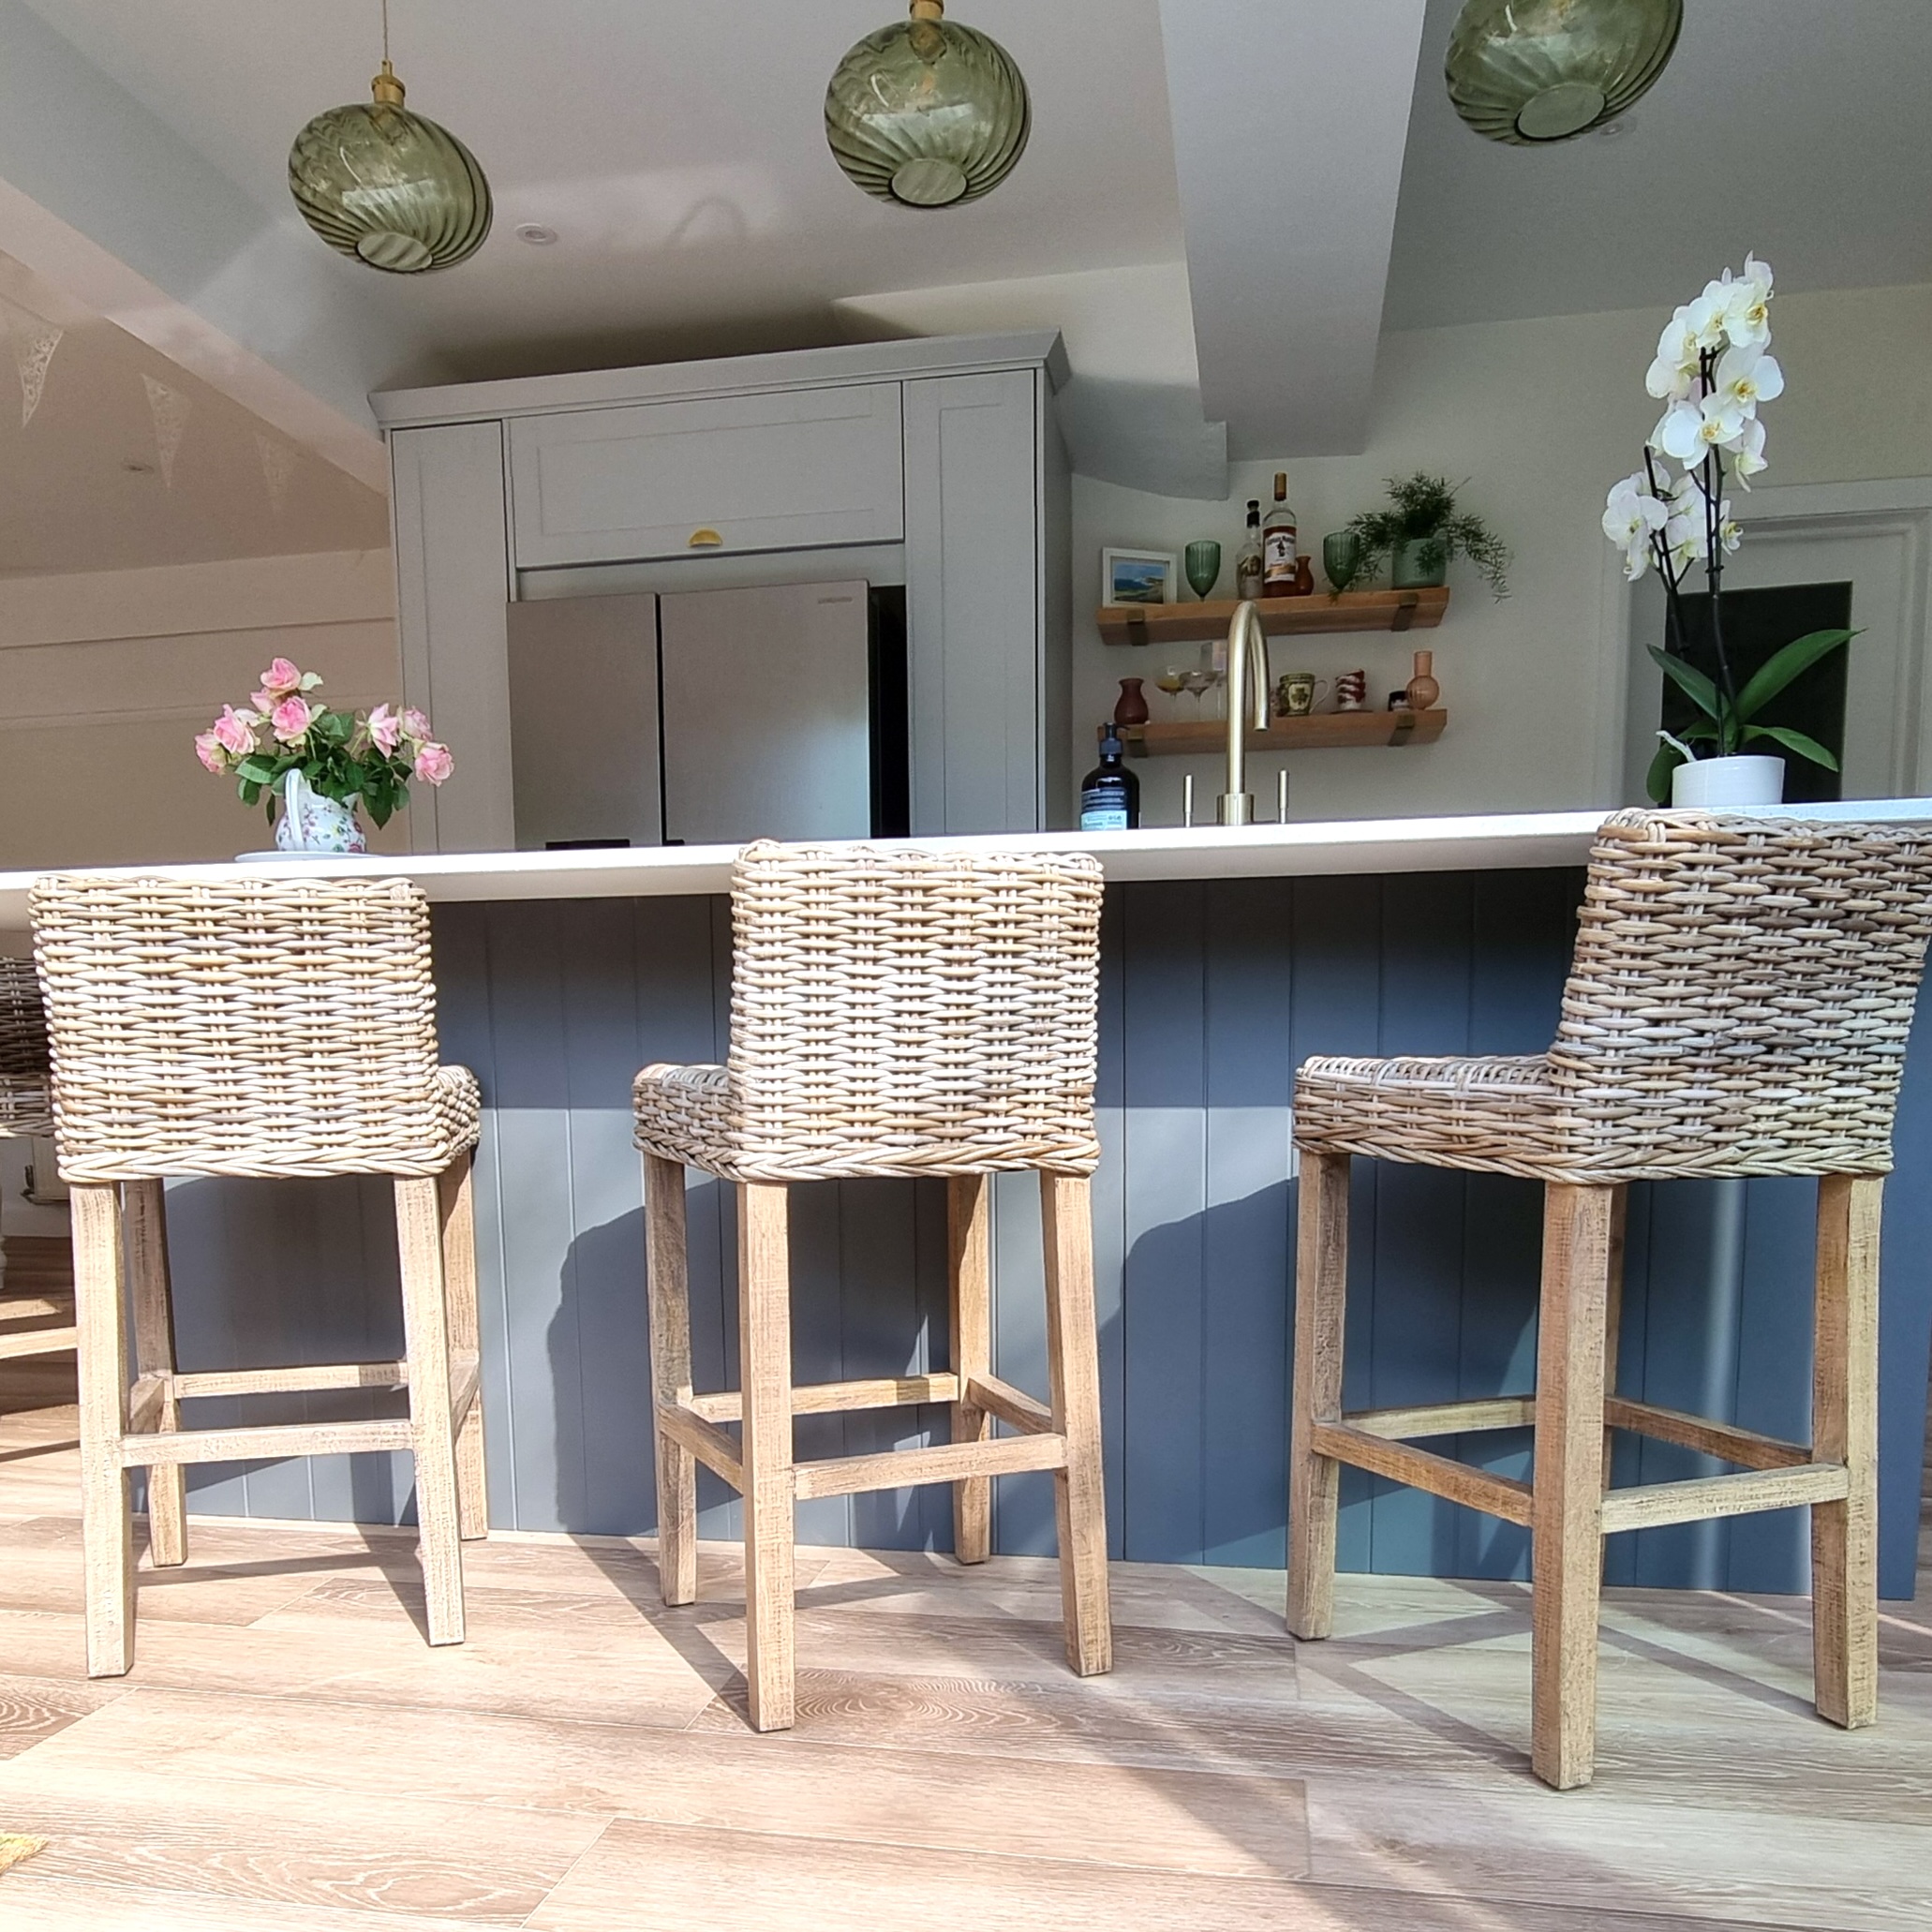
[1113,676,1151,728]
[1406,649,1441,711]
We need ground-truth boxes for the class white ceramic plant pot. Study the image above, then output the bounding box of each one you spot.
[273,768,367,854]
[1671,754,1785,810]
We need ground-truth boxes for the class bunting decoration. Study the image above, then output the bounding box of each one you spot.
[141,374,192,488]
[256,433,298,516]
[0,293,63,426]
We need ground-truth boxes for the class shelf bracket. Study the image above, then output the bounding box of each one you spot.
[1389,712,1419,747]
[1124,609,1150,646]
[1390,592,1419,633]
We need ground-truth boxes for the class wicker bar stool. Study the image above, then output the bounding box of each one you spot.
[634,840,1113,1731]
[1286,810,1932,1789]
[0,957,78,1366]
[29,873,488,1677]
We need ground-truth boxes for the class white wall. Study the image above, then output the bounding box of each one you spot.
[1074,281,1932,825]
[0,549,404,871]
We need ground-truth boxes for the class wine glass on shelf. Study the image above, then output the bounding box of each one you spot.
[1183,540,1223,602]
[1155,666,1188,718]
[1179,669,1216,721]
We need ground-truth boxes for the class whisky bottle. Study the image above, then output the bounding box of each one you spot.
[1263,472,1300,596]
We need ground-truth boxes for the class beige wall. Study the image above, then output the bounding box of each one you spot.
[0,549,405,868]
[1074,281,1932,825]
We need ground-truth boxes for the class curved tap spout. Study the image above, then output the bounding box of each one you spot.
[1218,601,1271,826]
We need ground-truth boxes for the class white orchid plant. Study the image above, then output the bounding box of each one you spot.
[1604,254,1854,802]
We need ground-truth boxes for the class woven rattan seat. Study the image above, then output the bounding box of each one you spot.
[634,841,1113,1731]
[29,873,489,1677]
[1286,810,1932,1790]
[0,957,53,1142]
[0,955,67,1368]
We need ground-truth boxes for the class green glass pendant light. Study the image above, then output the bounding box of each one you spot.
[825,0,1031,208]
[1446,0,1683,145]
[289,0,491,273]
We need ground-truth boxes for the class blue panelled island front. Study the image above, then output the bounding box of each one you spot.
[146,859,1932,1601]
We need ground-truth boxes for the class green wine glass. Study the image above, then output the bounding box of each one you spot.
[1183,540,1222,602]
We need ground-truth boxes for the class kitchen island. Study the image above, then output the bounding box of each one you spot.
[4,803,1928,1599]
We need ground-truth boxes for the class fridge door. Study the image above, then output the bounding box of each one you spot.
[505,591,662,849]
[659,581,872,844]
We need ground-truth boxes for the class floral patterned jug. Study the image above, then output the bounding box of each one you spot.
[275,769,367,855]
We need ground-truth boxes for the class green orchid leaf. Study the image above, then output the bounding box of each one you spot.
[1645,739,1684,805]
[1743,724,1841,770]
[1647,645,1722,721]
[1732,629,1858,721]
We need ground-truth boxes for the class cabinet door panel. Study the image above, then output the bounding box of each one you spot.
[509,385,903,568]
[506,594,662,850]
[903,371,1042,834]
[391,423,514,853]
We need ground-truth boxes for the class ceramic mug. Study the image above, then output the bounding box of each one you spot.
[1276,672,1329,718]
[1334,669,1369,712]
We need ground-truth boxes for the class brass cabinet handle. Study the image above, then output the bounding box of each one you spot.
[689,528,723,548]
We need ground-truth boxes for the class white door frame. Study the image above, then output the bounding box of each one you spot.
[1590,476,1932,803]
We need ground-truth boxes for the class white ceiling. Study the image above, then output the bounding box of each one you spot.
[12,0,1185,381]
[1386,0,1932,331]
[0,0,1927,564]
[0,248,388,575]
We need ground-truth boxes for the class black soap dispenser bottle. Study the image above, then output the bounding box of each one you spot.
[1080,725,1140,831]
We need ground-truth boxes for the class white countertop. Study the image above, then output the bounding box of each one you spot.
[4,801,1928,928]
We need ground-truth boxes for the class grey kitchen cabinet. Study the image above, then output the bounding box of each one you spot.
[374,333,1071,850]
[507,384,904,569]
[390,421,515,854]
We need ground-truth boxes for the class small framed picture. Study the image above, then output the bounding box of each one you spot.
[1102,547,1179,607]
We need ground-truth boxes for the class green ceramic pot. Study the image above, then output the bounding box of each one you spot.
[1391,539,1449,590]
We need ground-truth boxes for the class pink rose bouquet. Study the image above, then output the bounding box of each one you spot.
[195,661,453,833]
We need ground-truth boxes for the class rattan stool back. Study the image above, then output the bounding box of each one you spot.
[1551,810,1932,1179]
[722,840,1106,1180]
[0,956,52,1140]
[31,873,454,1182]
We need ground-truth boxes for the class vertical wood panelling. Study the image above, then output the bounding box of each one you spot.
[1200,881,1295,1568]
[1119,882,1208,1562]
[167,878,1932,1600]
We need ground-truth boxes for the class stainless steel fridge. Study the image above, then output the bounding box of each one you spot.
[505,579,906,848]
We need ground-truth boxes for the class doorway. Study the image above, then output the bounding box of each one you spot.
[1614,483,1932,806]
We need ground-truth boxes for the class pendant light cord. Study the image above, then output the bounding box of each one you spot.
[381,0,391,67]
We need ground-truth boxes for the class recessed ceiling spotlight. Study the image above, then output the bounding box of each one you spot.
[515,223,559,245]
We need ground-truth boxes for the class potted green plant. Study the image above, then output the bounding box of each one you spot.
[1602,253,1854,806]
[1344,475,1510,597]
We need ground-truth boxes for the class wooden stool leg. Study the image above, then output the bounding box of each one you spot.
[948,1174,992,1566]
[125,1179,187,1569]
[644,1153,698,1608]
[1531,1181,1614,1791]
[73,1183,135,1678]
[1287,1149,1349,1641]
[396,1176,465,1647]
[1813,1173,1881,1730]
[1041,1171,1111,1677]
[738,1181,795,1731]
[438,1153,489,1542]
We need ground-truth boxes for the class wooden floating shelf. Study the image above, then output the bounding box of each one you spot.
[1126,709,1448,757]
[1098,587,1449,646]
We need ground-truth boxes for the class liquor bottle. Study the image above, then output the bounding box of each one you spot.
[1263,472,1300,596]
[1235,499,1264,601]
[1079,725,1140,830]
